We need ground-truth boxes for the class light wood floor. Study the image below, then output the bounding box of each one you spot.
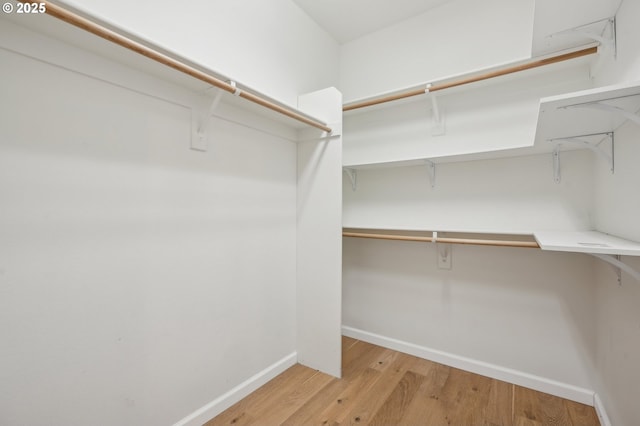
[205,336,599,425]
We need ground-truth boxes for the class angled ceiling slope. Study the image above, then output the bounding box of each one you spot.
[293,0,453,44]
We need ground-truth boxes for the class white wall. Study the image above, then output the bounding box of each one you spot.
[590,1,640,422]
[0,20,300,426]
[55,0,340,108]
[343,238,597,393]
[339,0,535,102]
[343,151,594,233]
[594,0,640,87]
[341,150,598,398]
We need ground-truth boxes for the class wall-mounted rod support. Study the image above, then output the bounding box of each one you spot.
[344,169,357,191]
[343,46,598,111]
[563,102,640,126]
[548,17,616,58]
[590,253,640,284]
[191,89,225,152]
[426,87,445,135]
[425,160,436,188]
[25,0,332,133]
[553,146,561,183]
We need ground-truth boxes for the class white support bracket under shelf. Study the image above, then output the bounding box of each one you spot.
[344,168,357,191]
[561,99,640,127]
[553,145,561,183]
[191,87,225,152]
[548,17,616,50]
[425,84,445,136]
[590,253,640,285]
[535,230,640,285]
[425,159,436,189]
[549,132,614,182]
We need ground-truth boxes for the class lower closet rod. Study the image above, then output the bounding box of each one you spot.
[342,231,540,248]
[24,0,332,133]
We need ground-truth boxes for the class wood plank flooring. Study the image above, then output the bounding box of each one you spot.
[205,337,599,426]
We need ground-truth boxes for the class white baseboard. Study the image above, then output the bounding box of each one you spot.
[342,326,595,406]
[172,352,297,426]
[594,393,612,426]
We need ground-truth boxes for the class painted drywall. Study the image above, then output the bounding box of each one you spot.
[341,151,599,394]
[343,151,595,233]
[594,255,640,426]
[341,148,599,393]
[342,237,597,392]
[590,0,640,424]
[339,0,535,102]
[54,0,340,108]
[594,0,640,87]
[0,21,299,425]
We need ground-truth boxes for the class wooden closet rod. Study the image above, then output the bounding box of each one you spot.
[343,231,540,248]
[343,46,598,111]
[28,0,332,133]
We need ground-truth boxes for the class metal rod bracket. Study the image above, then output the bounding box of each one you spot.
[230,80,242,96]
[563,101,640,127]
[425,160,436,188]
[426,84,445,136]
[549,132,614,175]
[548,17,616,57]
[553,146,561,183]
[191,88,225,152]
[344,168,357,191]
[590,253,640,285]
[437,243,452,270]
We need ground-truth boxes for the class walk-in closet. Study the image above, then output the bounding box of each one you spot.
[1,0,638,425]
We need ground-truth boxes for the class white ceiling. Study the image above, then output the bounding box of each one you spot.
[293,0,454,44]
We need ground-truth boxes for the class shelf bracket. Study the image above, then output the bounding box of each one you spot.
[344,168,357,191]
[430,232,452,269]
[549,132,614,175]
[590,253,640,285]
[191,88,225,152]
[548,17,616,56]
[426,84,445,136]
[425,159,436,189]
[553,145,561,183]
[562,101,640,127]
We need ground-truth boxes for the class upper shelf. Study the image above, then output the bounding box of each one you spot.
[1,8,330,133]
[535,230,640,256]
[535,80,640,144]
[343,80,640,170]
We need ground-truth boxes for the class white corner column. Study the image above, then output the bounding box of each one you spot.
[296,87,343,377]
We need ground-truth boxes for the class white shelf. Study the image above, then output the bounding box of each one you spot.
[342,145,541,169]
[535,80,640,144]
[1,12,327,132]
[344,81,640,171]
[534,230,640,256]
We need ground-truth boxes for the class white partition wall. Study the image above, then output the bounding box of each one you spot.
[590,2,640,425]
[296,88,343,377]
[0,13,342,426]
